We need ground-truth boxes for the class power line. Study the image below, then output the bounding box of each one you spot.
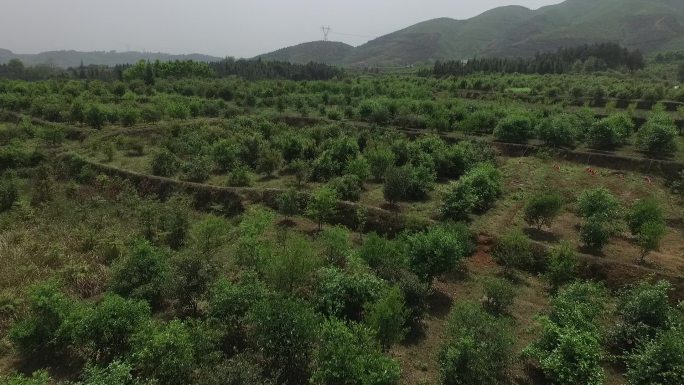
[321,26,331,41]
[329,31,376,39]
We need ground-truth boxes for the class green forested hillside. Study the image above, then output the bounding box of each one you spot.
[258,0,684,66]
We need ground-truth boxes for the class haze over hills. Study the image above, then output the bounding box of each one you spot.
[260,0,684,66]
[2,0,683,69]
[0,49,222,68]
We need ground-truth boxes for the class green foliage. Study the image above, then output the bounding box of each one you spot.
[358,232,406,270]
[72,294,151,363]
[524,282,607,385]
[627,198,664,235]
[636,220,666,262]
[169,250,220,314]
[587,114,633,149]
[441,163,502,221]
[364,286,408,350]
[405,224,474,283]
[110,240,170,306]
[318,226,351,266]
[189,215,230,256]
[132,320,197,385]
[246,295,319,385]
[577,187,621,220]
[0,371,50,385]
[345,157,370,182]
[580,216,614,251]
[636,112,678,155]
[151,150,180,177]
[328,174,363,202]
[311,319,401,385]
[211,139,239,172]
[366,146,396,181]
[493,113,533,143]
[181,156,212,182]
[262,232,322,293]
[626,327,684,385]
[74,361,148,385]
[383,164,435,203]
[537,114,579,148]
[481,277,515,315]
[612,280,675,353]
[524,191,563,230]
[492,229,535,273]
[226,165,252,187]
[256,146,283,176]
[307,186,338,230]
[160,195,191,249]
[439,301,515,385]
[277,188,300,219]
[545,242,578,291]
[10,282,75,360]
[85,104,107,129]
[314,267,385,321]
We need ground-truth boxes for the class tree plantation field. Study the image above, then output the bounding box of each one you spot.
[1,57,684,385]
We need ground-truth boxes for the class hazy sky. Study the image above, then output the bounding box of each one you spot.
[2,0,563,58]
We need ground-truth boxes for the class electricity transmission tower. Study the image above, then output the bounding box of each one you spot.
[321,26,331,41]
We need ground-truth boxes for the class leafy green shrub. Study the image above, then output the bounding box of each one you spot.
[494,114,533,143]
[364,286,408,350]
[169,250,220,315]
[441,163,502,221]
[366,146,396,181]
[636,113,678,155]
[580,216,614,251]
[482,277,515,315]
[181,156,212,183]
[262,232,322,293]
[524,282,607,385]
[0,371,50,385]
[311,319,401,385]
[586,116,625,149]
[119,105,140,127]
[132,320,196,385]
[611,280,675,354]
[246,296,319,385]
[85,104,107,129]
[151,150,180,177]
[72,294,150,363]
[307,186,338,231]
[460,109,499,135]
[439,301,515,385]
[318,226,351,266]
[211,139,239,172]
[625,327,684,385]
[10,282,75,361]
[314,267,385,321]
[73,361,145,385]
[577,187,621,220]
[226,165,252,187]
[328,174,362,202]
[110,240,170,307]
[537,114,579,148]
[276,188,300,220]
[256,146,283,176]
[345,157,370,183]
[545,242,578,291]
[405,224,474,283]
[627,199,664,236]
[636,220,666,263]
[492,229,535,273]
[524,192,563,230]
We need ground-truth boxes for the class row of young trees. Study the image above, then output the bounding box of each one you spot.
[434,43,645,76]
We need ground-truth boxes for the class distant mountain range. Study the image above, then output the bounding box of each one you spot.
[0,49,222,68]
[3,0,684,69]
[258,0,684,66]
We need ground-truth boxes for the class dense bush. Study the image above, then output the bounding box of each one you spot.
[524,282,607,385]
[635,112,678,155]
[151,150,180,177]
[440,163,502,220]
[0,172,18,212]
[328,174,363,202]
[481,277,515,315]
[627,198,664,236]
[492,229,535,273]
[580,215,615,251]
[439,301,515,385]
[132,320,197,385]
[246,295,319,385]
[110,240,170,307]
[311,319,401,385]
[493,114,533,143]
[524,191,563,230]
[307,186,338,230]
[537,114,579,148]
[405,224,474,283]
[625,327,684,385]
[545,242,578,291]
